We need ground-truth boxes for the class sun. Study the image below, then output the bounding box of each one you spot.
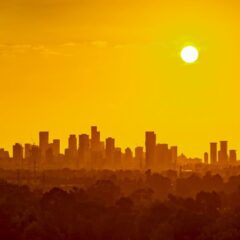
[181,46,199,63]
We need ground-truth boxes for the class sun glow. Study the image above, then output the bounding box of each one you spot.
[181,46,199,63]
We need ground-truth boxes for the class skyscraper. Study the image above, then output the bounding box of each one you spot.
[145,131,156,169]
[39,132,49,159]
[124,147,133,169]
[52,139,60,156]
[68,135,77,156]
[79,134,90,168]
[229,150,237,163]
[155,143,170,170]
[91,126,100,151]
[105,137,115,168]
[46,144,54,163]
[13,143,23,167]
[90,126,102,168]
[170,146,178,168]
[135,146,144,169]
[114,147,122,169]
[30,145,41,172]
[24,144,32,159]
[204,152,209,164]
[210,142,217,164]
[219,141,228,163]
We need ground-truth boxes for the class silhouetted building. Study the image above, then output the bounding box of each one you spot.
[210,142,217,164]
[114,147,122,169]
[229,150,237,163]
[13,143,23,167]
[52,139,60,156]
[106,137,115,168]
[219,141,228,163]
[68,135,77,156]
[39,132,49,159]
[90,126,102,168]
[30,145,41,171]
[79,134,90,168]
[0,128,239,171]
[204,152,208,164]
[145,132,156,169]
[156,144,171,170]
[46,145,54,163]
[24,144,32,159]
[0,149,9,159]
[91,126,100,151]
[124,148,133,168]
[135,147,144,169]
[170,146,178,168]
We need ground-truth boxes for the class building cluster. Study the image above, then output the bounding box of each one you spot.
[0,127,238,171]
[145,132,177,170]
[204,141,237,164]
[0,127,178,171]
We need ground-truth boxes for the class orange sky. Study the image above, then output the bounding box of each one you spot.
[1,0,240,157]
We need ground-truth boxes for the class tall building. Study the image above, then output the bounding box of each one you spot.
[170,146,178,168]
[124,147,133,169]
[105,137,115,168]
[68,135,77,156]
[204,152,209,164]
[91,126,100,151]
[46,144,54,163]
[155,144,170,170]
[135,147,144,169]
[145,131,156,169]
[219,141,228,163]
[66,135,77,167]
[229,150,237,163]
[78,134,90,168]
[13,143,23,167]
[114,147,122,169]
[39,132,49,158]
[52,139,60,156]
[24,144,32,159]
[90,126,102,168]
[30,145,41,171]
[210,142,217,164]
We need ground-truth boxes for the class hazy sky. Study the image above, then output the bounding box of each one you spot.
[1,0,240,157]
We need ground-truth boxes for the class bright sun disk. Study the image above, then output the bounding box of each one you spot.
[181,46,199,63]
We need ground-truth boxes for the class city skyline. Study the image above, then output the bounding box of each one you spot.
[1,0,240,158]
[0,126,238,171]
[1,126,240,160]
[1,1,240,239]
